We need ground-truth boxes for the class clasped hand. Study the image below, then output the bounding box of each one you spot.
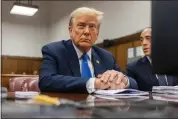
[95,70,128,90]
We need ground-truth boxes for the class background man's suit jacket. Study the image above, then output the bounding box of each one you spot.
[39,39,138,93]
[126,56,178,91]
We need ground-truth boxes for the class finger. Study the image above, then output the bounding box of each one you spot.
[109,82,116,90]
[95,79,105,89]
[115,75,121,85]
[100,70,110,82]
[101,70,111,83]
[116,72,124,84]
[97,74,102,78]
[117,82,126,89]
[108,70,118,82]
[100,81,110,90]
[103,83,110,90]
[103,74,111,84]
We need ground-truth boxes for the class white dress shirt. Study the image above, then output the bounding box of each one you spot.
[147,56,152,64]
[72,42,96,93]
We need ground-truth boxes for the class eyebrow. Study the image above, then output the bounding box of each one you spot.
[145,36,151,38]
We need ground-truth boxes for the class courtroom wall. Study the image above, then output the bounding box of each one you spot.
[48,1,151,43]
[2,1,50,57]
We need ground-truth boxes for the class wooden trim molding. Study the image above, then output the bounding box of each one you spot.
[2,55,42,61]
[96,31,141,48]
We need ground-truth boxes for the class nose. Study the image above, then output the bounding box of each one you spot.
[83,26,90,35]
[142,39,148,46]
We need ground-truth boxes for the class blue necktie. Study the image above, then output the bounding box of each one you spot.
[81,53,92,79]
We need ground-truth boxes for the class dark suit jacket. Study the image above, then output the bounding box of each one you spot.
[39,39,138,93]
[126,56,178,91]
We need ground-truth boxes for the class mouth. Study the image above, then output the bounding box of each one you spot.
[80,39,91,43]
[143,48,149,51]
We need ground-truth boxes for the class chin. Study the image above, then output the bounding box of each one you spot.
[144,53,151,56]
[80,43,92,48]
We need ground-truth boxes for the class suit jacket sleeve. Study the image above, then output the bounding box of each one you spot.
[174,76,178,85]
[39,45,88,93]
[125,64,137,79]
[113,57,138,89]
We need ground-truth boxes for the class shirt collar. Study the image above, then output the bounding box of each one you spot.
[72,41,92,60]
[147,56,152,64]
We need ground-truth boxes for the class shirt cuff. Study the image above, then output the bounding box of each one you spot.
[86,78,96,94]
[125,76,130,88]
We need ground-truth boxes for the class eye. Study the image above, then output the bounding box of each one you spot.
[89,24,97,30]
[89,24,96,28]
[77,23,85,29]
[146,36,151,40]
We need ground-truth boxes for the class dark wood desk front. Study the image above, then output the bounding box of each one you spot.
[3,92,178,118]
[7,92,88,102]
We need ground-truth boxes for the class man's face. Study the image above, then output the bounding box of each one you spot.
[140,28,152,56]
[69,14,99,51]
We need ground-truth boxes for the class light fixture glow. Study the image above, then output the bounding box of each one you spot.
[10,3,38,16]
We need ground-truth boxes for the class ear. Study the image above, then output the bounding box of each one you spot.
[96,29,99,36]
[68,25,72,36]
[97,25,100,36]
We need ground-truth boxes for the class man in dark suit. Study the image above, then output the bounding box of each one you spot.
[126,27,178,91]
[39,7,138,93]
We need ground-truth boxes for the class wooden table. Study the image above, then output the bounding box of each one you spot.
[3,92,178,118]
[7,92,88,101]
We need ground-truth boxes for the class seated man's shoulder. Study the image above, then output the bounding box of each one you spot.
[127,57,145,68]
[43,40,67,49]
[42,40,73,53]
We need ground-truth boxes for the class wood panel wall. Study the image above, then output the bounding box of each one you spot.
[2,55,42,75]
[99,31,142,72]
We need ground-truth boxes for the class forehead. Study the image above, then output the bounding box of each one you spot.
[74,14,98,24]
[140,28,151,37]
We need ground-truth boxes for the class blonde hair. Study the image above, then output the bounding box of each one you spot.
[69,7,104,26]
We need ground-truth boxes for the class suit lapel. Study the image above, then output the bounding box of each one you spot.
[140,56,159,86]
[64,40,81,77]
[92,49,105,77]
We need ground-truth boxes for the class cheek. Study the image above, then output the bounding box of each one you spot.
[148,43,151,47]
[73,30,83,39]
[91,32,99,41]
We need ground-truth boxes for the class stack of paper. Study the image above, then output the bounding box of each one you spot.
[94,94,149,101]
[153,94,178,102]
[152,86,178,95]
[94,89,149,96]
[15,91,39,99]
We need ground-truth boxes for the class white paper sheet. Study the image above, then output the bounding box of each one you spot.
[153,95,178,102]
[136,46,144,56]
[152,86,178,95]
[94,89,149,96]
[15,91,39,99]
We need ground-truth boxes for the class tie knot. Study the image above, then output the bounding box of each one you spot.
[81,53,89,60]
